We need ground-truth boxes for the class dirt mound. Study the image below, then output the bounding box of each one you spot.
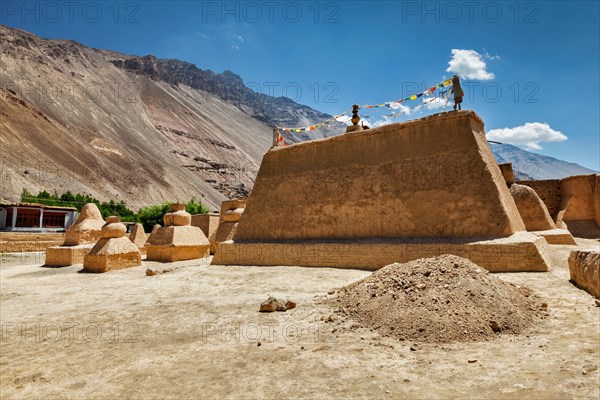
[335,255,545,343]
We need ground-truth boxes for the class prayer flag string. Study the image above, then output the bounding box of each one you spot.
[276,78,453,135]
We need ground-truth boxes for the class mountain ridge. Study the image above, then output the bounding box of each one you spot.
[489,142,596,180]
[109,54,334,127]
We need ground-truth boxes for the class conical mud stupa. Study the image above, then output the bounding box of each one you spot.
[44,203,105,267]
[213,111,551,272]
[128,223,148,254]
[499,163,576,245]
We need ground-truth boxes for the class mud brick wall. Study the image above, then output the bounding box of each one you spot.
[234,111,526,241]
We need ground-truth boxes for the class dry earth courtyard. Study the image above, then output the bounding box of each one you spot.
[1,238,598,399]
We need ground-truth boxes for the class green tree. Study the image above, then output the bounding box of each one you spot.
[137,203,170,232]
[20,188,33,202]
[185,197,209,215]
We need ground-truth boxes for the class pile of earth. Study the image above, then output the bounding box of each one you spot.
[335,255,545,343]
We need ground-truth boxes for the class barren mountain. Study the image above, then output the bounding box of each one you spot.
[0,25,340,210]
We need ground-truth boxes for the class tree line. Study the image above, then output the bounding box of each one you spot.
[20,189,209,232]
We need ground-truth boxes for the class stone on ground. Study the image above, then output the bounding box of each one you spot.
[259,296,296,312]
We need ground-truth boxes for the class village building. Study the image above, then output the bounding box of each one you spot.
[0,202,77,232]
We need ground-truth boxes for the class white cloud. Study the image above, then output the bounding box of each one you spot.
[368,103,413,127]
[364,97,451,127]
[446,49,495,80]
[388,102,412,114]
[487,122,568,150]
[484,51,500,60]
[422,96,450,111]
[370,116,393,128]
[228,33,244,50]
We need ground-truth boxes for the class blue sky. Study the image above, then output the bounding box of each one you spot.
[2,0,599,170]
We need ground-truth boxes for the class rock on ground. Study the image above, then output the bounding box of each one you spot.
[259,296,296,312]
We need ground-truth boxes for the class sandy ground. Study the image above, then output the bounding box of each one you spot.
[1,240,599,399]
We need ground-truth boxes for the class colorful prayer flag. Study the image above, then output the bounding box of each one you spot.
[276,78,449,133]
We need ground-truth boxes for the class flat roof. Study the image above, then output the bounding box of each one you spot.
[0,202,77,211]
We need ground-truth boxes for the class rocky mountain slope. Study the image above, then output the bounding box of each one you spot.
[0,25,341,211]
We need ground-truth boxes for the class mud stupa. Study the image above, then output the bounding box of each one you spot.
[83,216,142,273]
[510,183,575,244]
[499,163,576,245]
[45,203,106,267]
[213,111,552,272]
[209,199,246,254]
[192,213,220,241]
[129,223,148,254]
[145,204,210,262]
